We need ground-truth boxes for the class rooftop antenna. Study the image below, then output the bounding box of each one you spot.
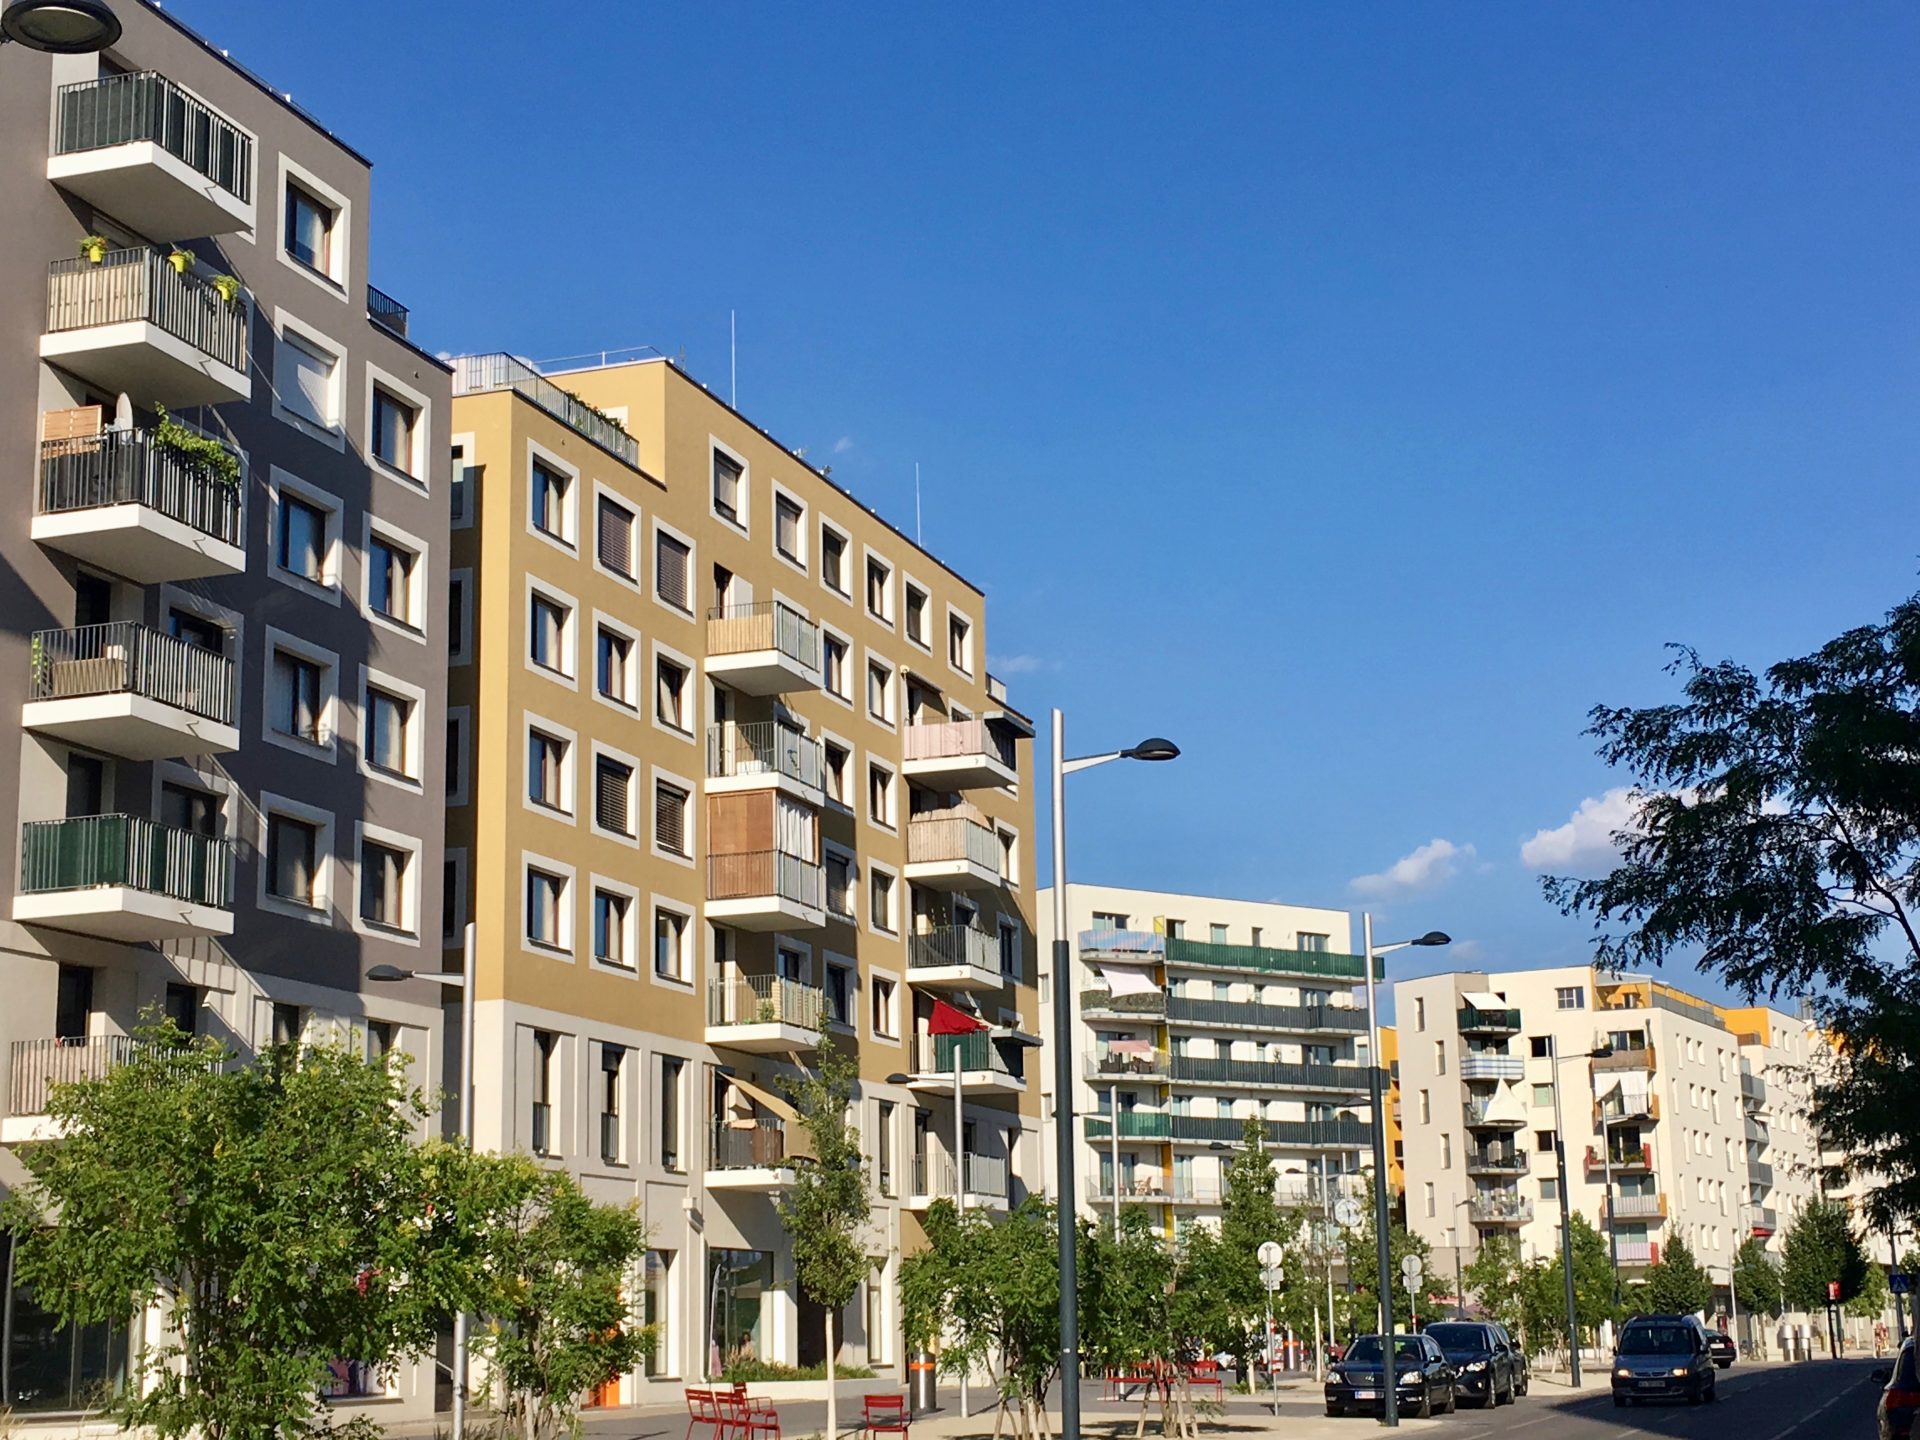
[915,462,922,545]
[730,310,737,409]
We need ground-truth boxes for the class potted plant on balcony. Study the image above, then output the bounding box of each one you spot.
[208,274,242,305]
[166,247,194,276]
[79,235,109,264]
[153,405,240,487]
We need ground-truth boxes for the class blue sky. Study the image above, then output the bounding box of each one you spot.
[179,0,1920,1006]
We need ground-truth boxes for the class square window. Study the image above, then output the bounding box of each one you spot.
[598,494,636,578]
[526,866,568,949]
[654,779,689,856]
[358,839,411,934]
[654,907,690,981]
[530,593,571,675]
[596,627,635,708]
[712,450,743,523]
[594,889,633,968]
[279,330,338,428]
[821,526,848,594]
[366,533,416,628]
[656,655,689,732]
[595,754,634,836]
[285,181,336,274]
[363,685,414,778]
[656,530,691,611]
[775,493,804,564]
[528,728,570,812]
[277,493,329,583]
[531,459,572,545]
[267,813,321,907]
[371,386,417,475]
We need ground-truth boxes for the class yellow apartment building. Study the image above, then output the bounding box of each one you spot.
[445,351,1039,1402]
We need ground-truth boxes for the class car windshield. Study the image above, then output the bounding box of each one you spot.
[1425,1325,1489,1352]
[1619,1325,1693,1356]
[1344,1337,1424,1364]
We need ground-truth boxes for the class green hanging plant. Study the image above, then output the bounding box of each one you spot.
[166,248,193,275]
[30,634,48,689]
[207,274,242,305]
[79,235,109,263]
[152,405,240,487]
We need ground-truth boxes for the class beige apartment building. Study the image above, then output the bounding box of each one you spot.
[445,352,1040,1402]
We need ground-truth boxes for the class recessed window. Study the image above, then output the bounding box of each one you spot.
[998,918,1020,976]
[775,492,804,565]
[528,728,570,813]
[867,659,894,724]
[370,386,417,476]
[450,440,472,527]
[656,530,691,612]
[654,778,689,857]
[659,1055,685,1168]
[826,963,853,1027]
[277,493,329,584]
[279,330,338,429]
[948,613,973,673]
[597,494,635,579]
[594,889,633,969]
[997,826,1019,885]
[529,592,571,675]
[358,839,412,934]
[363,684,414,779]
[1297,932,1329,952]
[866,556,892,622]
[531,459,572,546]
[526,865,568,950]
[821,526,848,595]
[867,763,894,828]
[656,655,689,732]
[448,573,471,665]
[596,626,635,708]
[825,850,854,919]
[600,1044,626,1163]
[823,634,850,701]
[285,180,336,275]
[267,813,321,907]
[869,868,896,934]
[871,975,898,1039]
[712,450,743,523]
[904,584,929,647]
[824,741,851,805]
[654,907,690,981]
[270,646,327,745]
[446,711,469,803]
[595,754,635,837]
[366,533,416,628]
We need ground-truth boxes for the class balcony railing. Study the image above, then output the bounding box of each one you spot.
[710,1117,788,1170]
[8,1035,142,1116]
[906,814,1002,874]
[1468,1194,1534,1224]
[47,248,247,372]
[1608,1192,1667,1221]
[1463,1099,1524,1127]
[917,1031,1022,1082]
[1163,936,1377,981]
[1466,1145,1529,1175]
[1164,995,1367,1033]
[1087,1042,1171,1081]
[908,924,1000,974]
[1079,987,1167,1020]
[54,71,252,201]
[20,814,232,909]
[913,1153,1008,1200]
[707,974,825,1032]
[1748,1205,1779,1233]
[366,285,409,338]
[903,717,1015,769]
[39,428,243,548]
[1744,1116,1769,1145]
[1168,1055,1374,1094]
[29,622,234,724]
[1084,1112,1371,1148]
[1457,1003,1522,1034]
[1614,1241,1660,1265]
[1586,1143,1653,1171]
[706,850,823,910]
[706,722,823,789]
[1593,1042,1656,1073]
[1458,1054,1525,1081]
[1741,1073,1768,1104]
[450,352,639,466]
[1747,1159,1775,1187]
[707,601,820,671]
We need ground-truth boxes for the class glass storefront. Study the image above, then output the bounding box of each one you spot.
[1,1235,130,1412]
[705,1248,772,1377]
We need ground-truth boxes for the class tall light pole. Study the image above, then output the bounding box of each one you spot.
[0,0,120,50]
[1545,1036,1611,1387]
[1050,713,1178,1440]
[1362,914,1450,1430]
[369,922,477,1440]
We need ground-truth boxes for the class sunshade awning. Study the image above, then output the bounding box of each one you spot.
[720,1073,815,1160]
[1461,990,1508,1009]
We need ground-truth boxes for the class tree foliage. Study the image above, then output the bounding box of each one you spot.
[1733,1237,1784,1318]
[1462,1236,1529,1334]
[0,1026,467,1440]
[1542,595,1920,1221]
[1847,1256,1892,1320]
[1344,1199,1447,1334]
[1780,1199,1870,1311]
[1636,1233,1714,1316]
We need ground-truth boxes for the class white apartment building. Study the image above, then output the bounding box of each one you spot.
[1038,885,1376,1235]
[1393,965,1823,1331]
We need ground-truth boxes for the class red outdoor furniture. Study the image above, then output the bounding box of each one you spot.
[722,1389,781,1440]
[686,1389,730,1440]
[1185,1360,1224,1397]
[862,1393,910,1439]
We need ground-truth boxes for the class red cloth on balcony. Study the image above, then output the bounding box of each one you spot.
[928,999,986,1035]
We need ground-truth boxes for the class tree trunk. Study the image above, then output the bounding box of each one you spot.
[826,1307,838,1440]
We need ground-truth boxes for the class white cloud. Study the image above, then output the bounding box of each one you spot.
[1349,838,1475,898]
[987,653,1049,675]
[1519,787,1642,873]
[832,435,854,454]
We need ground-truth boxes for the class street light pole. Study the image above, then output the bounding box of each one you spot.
[1547,1036,1581,1387]
[1599,1115,1622,1310]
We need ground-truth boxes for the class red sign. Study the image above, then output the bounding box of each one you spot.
[1828,1281,1842,1301]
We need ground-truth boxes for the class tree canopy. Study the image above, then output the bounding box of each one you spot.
[1732,1237,1784,1318]
[1636,1233,1714,1317]
[1780,1199,1871,1311]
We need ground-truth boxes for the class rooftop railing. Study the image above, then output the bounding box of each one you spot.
[366,285,409,338]
[47,248,247,372]
[54,70,252,201]
[450,352,639,466]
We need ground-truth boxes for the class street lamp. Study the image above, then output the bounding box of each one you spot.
[1361,914,1449,1430]
[1050,712,1178,1440]
[0,0,119,50]
[368,923,476,1440]
[1545,1036,1610,1389]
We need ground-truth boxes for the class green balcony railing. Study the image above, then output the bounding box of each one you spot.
[1084,1112,1370,1148]
[20,814,232,909]
[1168,1055,1377,1094]
[1457,1003,1523,1033]
[917,1031,1023,1082]
[1165,995,1366,1033]
[1163,936,1378,980]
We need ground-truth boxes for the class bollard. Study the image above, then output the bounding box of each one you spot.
[909,1351,938,1415]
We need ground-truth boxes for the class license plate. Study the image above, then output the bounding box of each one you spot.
[1636,1380,1664,1389]
[1352,1390,1378,1400]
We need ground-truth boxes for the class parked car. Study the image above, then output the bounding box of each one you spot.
[1424,1320,1523,1406]
[1706,1330,1736,1368]
[1325,1333,1458,1419]
[1877,1338,1918,1440]
[1611,1314,1718,1407]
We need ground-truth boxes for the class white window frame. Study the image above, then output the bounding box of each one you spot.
[649,897,696,992]
[650,639,698,745]
[355,663,427,794]
[364,361,432,491]
[650,764,696,868]
[522,710,578,822]
[591,610,643,716]
[651,517,698,620]
[266,467,342,603]
[867,965,903,1044]
[770,481,809,576]
[866,756,897,833]
[276,153,352,296]
[588,738,643,849]
[945,602,977,679]
[360,513,430,643]
[590,480,643,591]
[352,819,423,944]
[818,518,853,602]
[708,435,750,535]
[448,567,474,667]
[867,859,899,939]
[521,851,577,959]
[901,574,933,653]
[445,705,471,807]
[524,575,580,690]
[269,309,347,449]
[862,545,895,628]
[261,625,339,761]
[588,872,643,978]
[525,437,579,556]
[257,790,336,925]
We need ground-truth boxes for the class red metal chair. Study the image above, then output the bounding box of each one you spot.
[862,1393,909,1440]
[686,1389,730,1440]
[723,1389,781,1440]
[1185,1360,1224,1397]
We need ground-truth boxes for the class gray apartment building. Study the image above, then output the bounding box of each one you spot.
[0,2,452,1421]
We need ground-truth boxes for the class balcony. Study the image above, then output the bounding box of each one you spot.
[1465,1145,1529,1177]
[1084,1112,1371,1150]
[1162,936,1377,982]
[1592,1042,1656,1074]
[25,623,237,760]
[909,1031,1026,1095]
[904,814,1003,889]
[1468,1194,1534,1226]
[1167,1055,1375,1095]
[1748,1205,1779,1236]
[706,722,824,804]
[901,716,1019,790]
[33,425,244,581]
[14,814,233,940]
[48,71,253,239]
[1096,1173,1180,1205]
[1748,1159,1775,1188]
[1458,1053,1524,1082]
[1741,1072,1768,1105]
[42,249,249,407]
[366,285,409,339]
[907,1153,1009,1211]
[705,1118,796,1191]
[1457,1003,1522,1035]
[1079,987,1167,1023]
[705,849,825,930]
[1086,1041,1171,1084]
[1596,1093,1662,1125]
[705,975,824,1053]
[1463,1099,1526,1130]
[1614,1241,1661,1266]
[906,924,1004,991]
[1585,1142,1653,1173]
[1744,1115,1769,1146]
[705,601,822,695]
[1164,994,1366,1035]
[1606,1192,1668,1222]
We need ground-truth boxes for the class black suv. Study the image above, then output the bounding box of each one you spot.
[1612,1314,1717,1407]
[1325,1333,1458,1418]
[1424,1320,1526,1407]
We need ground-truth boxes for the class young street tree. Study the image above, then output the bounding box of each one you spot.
[1543,592,1920,1220]
[1780,1198,1870,1312]
[1637,1233,1714,1317]
[775,1037,871,1440]
[1462,1236,1528,1336]
[1733,1237,1785,1319]
[1345,1200,1447,1334]
[0,1026,468,1440]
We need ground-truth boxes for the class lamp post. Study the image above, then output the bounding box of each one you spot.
[1050,713,1178,1440]
[1596,1111,1632,1309]
[1361,914,1449,1429]
[1544,1036,1611,1388]
[0,0,120,50]
[368,923,476,1440]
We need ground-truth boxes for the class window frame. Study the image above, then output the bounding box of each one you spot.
[591,611,643,715]
[257,790,335,925]
[819,519,852,601]
[589,873,642,977]
[356,663,427,794]
[591,481,642,590]
[867,859,899,938]
[365,363,432,489]
[650,899,696,990]
[650,766,695,867]
[589,739,642,848]
[709,436,750,534]
[771,482,808,574]
[270,309,347,448]
[361,514,429,642]
[901,575,932,652]
[525,576,580,689]
[267,467,343,603]
[863,546,895,628]
[261,625,339,761]
[865,650,897,728]
[867,966,902,1044]
[650,640,697,744]
[521,851,577,958]
[866,757,897,832]
[821,730,854,812]
[651,517,697,619]
[448,567,474,667]
[945,603,976,679]
[820,624,854,709]
[276,155,350,294]
[522,711,578,821]
[352,819,423,943]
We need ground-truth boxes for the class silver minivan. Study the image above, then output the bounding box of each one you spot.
[1611,1314,1718,1407]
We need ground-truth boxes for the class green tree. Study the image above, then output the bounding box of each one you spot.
[1462,1236,1528,1333]
[1637,1233,1714,1316]
[1848,1260,1892,1320]
[0,1025,468,1440]
[1345,1199,1447,1334]
[1733,1237,1784,1318]
[1780,1199,1870,1311]
[1541,594,1920,1222]
[466,1157,652,1440]
[1518,1215,1617,1362]
[1200,1117,1291,1377]
[775,1038,871,1440]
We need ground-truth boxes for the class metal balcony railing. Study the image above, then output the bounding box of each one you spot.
[1466,1145,1529,1174]
[1607,1192,1667,1220]
[706,850,824,910]
[1468,1194,1534,1224]
[8,1035,142,1116]
[20,814,232,909]
[912,1153,1008,1199]
[1741,1072,1768,1104]
[1458,1054,1525,1081]
[908,924,999,974]
[39,428,243,547]
[1748,1205,1779,1232]
[1747,1160,1775,1187]
[707,974,825,1032]
[1463,1099,1524,1127]
[706,601,820,671]
[450,353,638,466]
[46,248,247,371]
[1087,1042,1171,1081]
[1168,1055,1375,1093]
[1457,1003,1522,1033]
[1079,987,1167,1020]
[30,622,234,724]
[907,814,1001,871]
[1586,1143,1653,1171]
[1593,1041,1656,1073]
[54,70,252,201]
[706,721,823,789]
[1163,994,1366,1033]
[1744,1116,1769,1145]
[1614,1241,1660,1265]
[916,1031,1022,1082]
[366,285,409,338]
[903,717,1016,769]
[1084,1112,1371,1148]
[710,1117,788,1170]
[1163,936,1377,981]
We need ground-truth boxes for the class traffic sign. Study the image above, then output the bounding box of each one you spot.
[1828,1281,1842,1301]
[1262,1265,1284,1291]
[1258,1241,1284,1268]
[1335,1198,1364,1228]
[1893,1273,1913,1297]
[1401,1254,1425,1283]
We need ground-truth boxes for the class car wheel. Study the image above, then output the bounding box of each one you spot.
[1414,1391,1432,1420]
[1516,1376,1529,1397]
[1445,1383,1459,1414]
[1688,1379,1703,1405]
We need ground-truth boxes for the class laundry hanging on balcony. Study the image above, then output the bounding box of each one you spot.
[928,998,986,1036]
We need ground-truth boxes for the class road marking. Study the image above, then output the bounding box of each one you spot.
[1755,1376,1869,1440]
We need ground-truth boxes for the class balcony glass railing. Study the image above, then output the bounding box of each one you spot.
[707,974,825,1032]
[8,1035,142,1116]
[707,601,820,671]
[706,850,823,910]
[1163,936,1378,981]
[1468,1194,1534,1224]
[29,622,234,724]
[1168,1055,1375,1093]
[1164,994,1366,1033]
[20,814,232,909]
[908,924,999,974]
[907,814,1001,871]
[46,248,247,372]
[54,70,252,201]
[912,1152,1008,1199]
[903,717,1015,768]
[706,721,823,789]
[39,428,243,548]
[710,1117,788,1170]
[450,353,639,466]
[917,1031,1022,1081]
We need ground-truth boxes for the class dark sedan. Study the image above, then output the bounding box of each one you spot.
[1425,1321,1521,1406]
[1879,1338,1919,1440]
[1325,1333,1458,1419]
[1706,1330,1736,1368]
